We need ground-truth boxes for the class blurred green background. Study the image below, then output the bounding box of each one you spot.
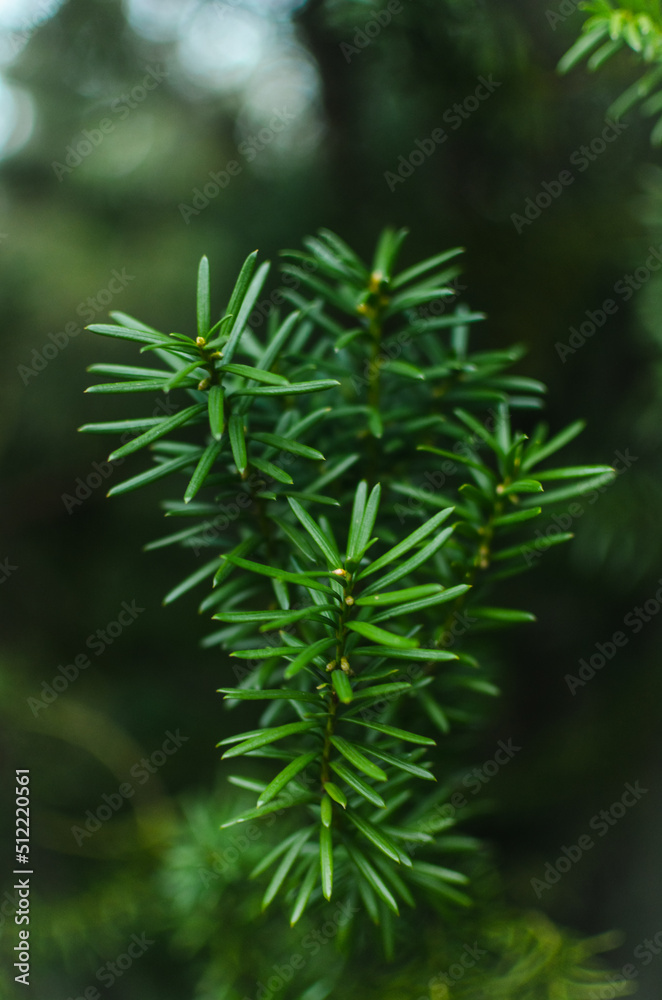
[1,0,660,997]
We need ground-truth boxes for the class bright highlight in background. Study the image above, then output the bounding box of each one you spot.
[0,0,321,163]
[0,0,64,157]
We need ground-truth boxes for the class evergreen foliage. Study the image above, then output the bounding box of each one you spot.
[560,0,662,143]
[81,228,629,996]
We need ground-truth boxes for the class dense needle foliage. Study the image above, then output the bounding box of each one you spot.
[80,227,632,997]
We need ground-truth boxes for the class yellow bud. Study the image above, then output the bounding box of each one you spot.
[196,336,206,346]
[368,270,384,294]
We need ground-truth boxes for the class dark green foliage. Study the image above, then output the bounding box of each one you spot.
[560,1,662,143]
[82,228,627,993]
